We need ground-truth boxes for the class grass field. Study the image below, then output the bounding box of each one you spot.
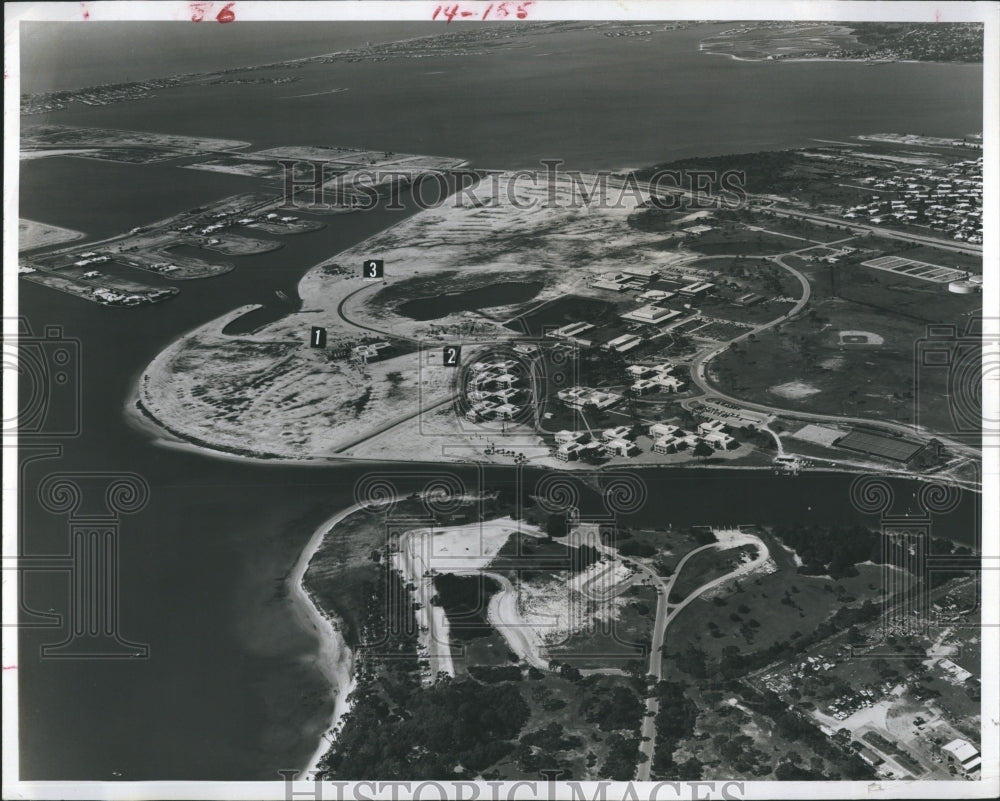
[669,544,759,602]
[664,528,886,661]
[708,258,980,435]
[689,226,808,257]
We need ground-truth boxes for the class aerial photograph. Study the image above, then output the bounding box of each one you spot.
[3,2,997,800]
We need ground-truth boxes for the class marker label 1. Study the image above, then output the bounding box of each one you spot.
[442,345,461,367]
[310,326,327,348]
[362,259,384,279]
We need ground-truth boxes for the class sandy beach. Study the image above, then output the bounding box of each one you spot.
[287,503,364,775]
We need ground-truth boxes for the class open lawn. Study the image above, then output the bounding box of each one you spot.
[664,548,887,663]
[669,544,760,602]
[689,226,808,257]
[708,259,980,436]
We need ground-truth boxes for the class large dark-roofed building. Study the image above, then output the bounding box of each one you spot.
[836,430,926,463]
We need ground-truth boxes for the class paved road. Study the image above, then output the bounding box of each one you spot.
[685,247,980,461]
[635,535,771,780]
[605,177,981,258]
[336,282,416,341]
[332,392,455,454]
[634,543,715,781]
[758,203,983,257]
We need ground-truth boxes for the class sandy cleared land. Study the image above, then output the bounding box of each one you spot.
[391,516,639,675]
[770,380,822,399]
[516,558,637,650]
[19,218,85,251]
[181,160,281,177]
[19,149,100,161]
[392,518,544,678]
[22,124,250,154]
[138,171,698,460]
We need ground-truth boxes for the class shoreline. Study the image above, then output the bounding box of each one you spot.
[698,48,960,66]
[288,503,365,776]
[127,390,983,490]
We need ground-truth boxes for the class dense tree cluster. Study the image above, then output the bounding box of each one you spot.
[323,679,529,779]
[600,733,646,781]
[774,524,972,581]
[651,681,699,776]
[467,665,522,683]
[582,684,644,732]
[744,688,875,780]
[433,574,501,641]
[773,524,882,578]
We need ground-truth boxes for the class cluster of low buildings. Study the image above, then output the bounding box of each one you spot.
[555,385,623,411]
[553,426,638,461]
[176,209,300,237]
[802,245,857,265]
[147,262,180,274]
[934,657,973,686]
[649,419,735,453]
[92,287,165,306]
[764,652,839,693]
[843,158,982,243]
[22,81,176,114]
[590,265,661,293]
[547,322,598,347]
[626,362,684,395]
[72,252,111,268]
[351,341,392,363]
[931,588,976,622]
[464,358,529,422]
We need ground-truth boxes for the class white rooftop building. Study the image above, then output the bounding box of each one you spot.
[942,739,981,773]
[620,305,681,325]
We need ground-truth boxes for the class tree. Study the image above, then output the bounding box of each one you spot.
[693,440,714,461]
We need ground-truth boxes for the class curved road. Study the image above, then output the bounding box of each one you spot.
[336,282,416,341]
[481,571,550,671]
[686,249,979,460]
[634,543,714,781]
[635,536,769,781]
